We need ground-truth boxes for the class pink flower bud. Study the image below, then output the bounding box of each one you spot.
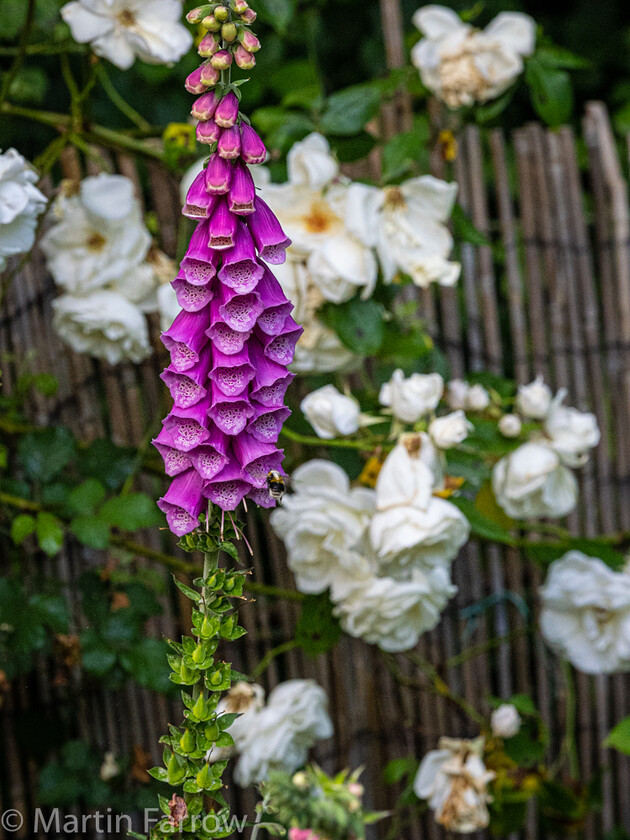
[214,92,239,128]
[185,66,206,95]
[200,62,220,87]
[228,162,255,215]
[240,123,266,164]
[239,8,257,23]
[197,119,221,145]
[231,0,249,13]
[211,50,233,71]
[234,44,255,70]
[187,5,212,24]
[191,90,219,121]
[239,30,260,53]
[206,153,233,194]
[217,126,242,160]
[198,32,221,58]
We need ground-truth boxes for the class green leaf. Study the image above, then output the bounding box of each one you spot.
[536,46,590,70]
[78,438,136,490]
[11,513,36,545]
[119,639,172,694]
[32,373,59,397]
[452,203,490,246]
[383,757,418,785]
[319,84,382,136]
[296,593,342,656]
[451,497,517,546]
[70,515,111,550]
[328,132,377,163]
[147,767,168,782]
[604,716,630,755]
[68,479,106,515]
[526,56,573,127]
[18,427,76,483]
[255,0,297,33]
[173,578,202,603]
[320,298,384,356]
[81,644,117,677]
[99,493,162,530]
[30,594,69,633]
[35,512,64,556]
[382,118,430,182]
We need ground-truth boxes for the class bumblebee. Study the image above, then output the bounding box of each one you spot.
[266,470,288,500]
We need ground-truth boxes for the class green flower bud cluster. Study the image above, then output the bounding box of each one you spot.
[259,766,387,840]
[188,1,261,75]
[134,508,250,840]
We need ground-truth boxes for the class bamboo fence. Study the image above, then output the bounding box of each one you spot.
[2,41,630,840]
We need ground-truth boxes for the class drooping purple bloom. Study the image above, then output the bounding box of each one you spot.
[156,24,301,534]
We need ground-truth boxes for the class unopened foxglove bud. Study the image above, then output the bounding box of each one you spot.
[202,14,221,31]
[191,90,220,121]
[239,29,260,52]
[214,5,229,21]
[239,7,256,23]
[187,5,213,24]
[185,66,207,94]
[217,125,241,159]
[211,49,233,70]
[231,0,249,12]
[206,153,233,194]
[214,92,239,128]
[198,32,222,57]
[222,22,238,42]
[200,62,220,87]
[240,123,266,164]
[234,44,256,69]
[196,119,221,145]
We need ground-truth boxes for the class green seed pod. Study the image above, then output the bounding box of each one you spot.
[193,644,205,664]
[167,754,186,784]
[204,721,220,741]
[192,692,207,720]
[200,615,214,639]
[196,762,212,789]
[180,728,196,753]
[209,669,223,686]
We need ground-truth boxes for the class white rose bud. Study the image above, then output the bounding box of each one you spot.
[379,369,444,424]
[466,384,490,412]
[300,384,361,439]
[516,375,552,419]
[490,704,522,738]
[498,413,522,438]
[446,378,469,410]
[429,410,472,449]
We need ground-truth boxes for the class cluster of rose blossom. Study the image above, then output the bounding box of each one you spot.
[206,679,332,787]
[0,148,47,273]
[411,5,536,108]
[41,174,173,364]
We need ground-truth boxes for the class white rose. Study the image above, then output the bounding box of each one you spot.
[498,413,522,438]
[544,391,600,467]
[379,369,444,423]
[539,551,630,674]
[234,680,333,786]
[446,378,470,410]
[375,433,443,512]
[370,497,470,574]
[41,174,154,298]
[490,704,522,738]
[286,132,339,191]
[516,375,552,419]
[414,737,496,833]
[492,441,577,520]
[0,148,47,270]
[52,291,151,364]
[293,316,358,374]
[300,385,361,439]
[466,383,490,411]
[61,0,193,70]
[411,6,535,108]
[331,567,456,652]
[429,410,472,449]
[270,460,375,594]
[306,231,377,303]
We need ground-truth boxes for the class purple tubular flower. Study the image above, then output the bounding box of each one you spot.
[246,197,291,264]
[228,162,256,215]
[240,123,266,165]
[157,40,300,526]
[206,154,233,195]
[191,90,219,120]
[197,119,221,145]
[217,126,242,160]
[214,92,239,128]
[218,223,264,293]
[157,469,206,536]
[208,199,238,249]
[183,171,219,219]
